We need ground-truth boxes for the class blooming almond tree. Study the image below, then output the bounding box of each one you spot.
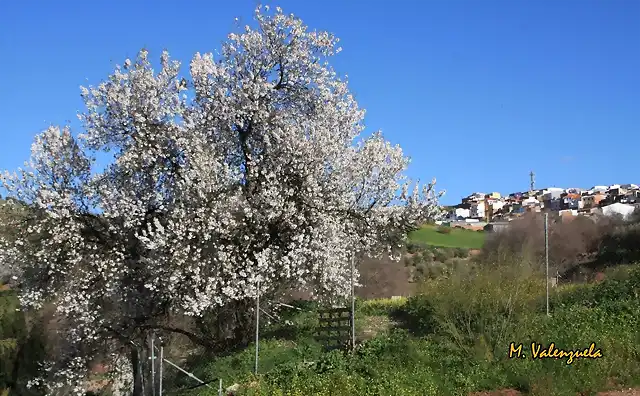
[0,5,442,395]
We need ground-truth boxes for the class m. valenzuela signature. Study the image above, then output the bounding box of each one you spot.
[509,342,603,364]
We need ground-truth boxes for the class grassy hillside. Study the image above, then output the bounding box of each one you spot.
[408,224,485,249]
[170,264,640,396]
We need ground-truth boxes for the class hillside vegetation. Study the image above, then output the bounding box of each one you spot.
[408,224,485,249]
[170,263,640,396]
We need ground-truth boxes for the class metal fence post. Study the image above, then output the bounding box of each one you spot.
[254,280,260,375]
[350,254,355,351]
[150,334,155,396]
[158,346,163,396]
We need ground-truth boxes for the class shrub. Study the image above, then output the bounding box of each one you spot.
[553,265,640,309]
[409,261,543,360]
[396,296,438,336]
[407,241,429,254]
[479,212,638,277]
[427,263,446,280]
[436,225,451,234]
[358,297,408,316]
[433,248,454,263]
[453,248,469,258]
[411,252,424,266]
[403,256,412,267]
[415,262,428,278]
[406,242,420,254]
[597,223,640,265]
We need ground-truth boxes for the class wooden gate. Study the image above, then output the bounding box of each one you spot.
[315,307,352,351]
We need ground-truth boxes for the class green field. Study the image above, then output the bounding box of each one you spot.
[408,224,486,249]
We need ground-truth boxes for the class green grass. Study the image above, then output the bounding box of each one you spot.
[171,264,640,396]
[157,260,640,396]
[408,224,485,249]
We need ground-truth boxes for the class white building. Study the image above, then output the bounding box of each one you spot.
[490,201,506,211]
[602,203,636,220]
[588,185,608,194]
[470,201,485,219]
[454,208,470,219]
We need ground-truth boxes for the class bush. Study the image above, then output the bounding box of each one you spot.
[433,248,454,263]
[407,262,543,360]
[182,263,640,396]
[406,242,428,254]
[396,295,438,336]
[597,223,640,265]
[479,212,640,277]
[415,262,428,279]
[453,248,469,258]
[436,225,451,234]
[406,242,419,254]
[553,265,640,309]
[358,297,408,316]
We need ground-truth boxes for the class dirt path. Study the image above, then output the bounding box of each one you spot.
[469,388,640,396]
[597,389,640,396]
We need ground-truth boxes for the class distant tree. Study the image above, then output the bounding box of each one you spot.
[0,6,441,395]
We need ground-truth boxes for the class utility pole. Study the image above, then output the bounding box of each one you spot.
[544,212,550,316]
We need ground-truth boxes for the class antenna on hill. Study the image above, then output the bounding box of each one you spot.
[530,171,536,193]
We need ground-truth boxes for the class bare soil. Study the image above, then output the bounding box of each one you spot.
[468,388,640,396]
[598,389,640,396]
[468,389,522,396]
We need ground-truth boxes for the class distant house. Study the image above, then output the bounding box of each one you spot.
[602,203,636,220]
[544,199,562,211]
[608,186,628,202]
[621,190,640,204]
[559,209,578,222]
[580,193,606,209]
[454,207,470,219]
[508,192,524,202]
[562,193,581,210]
[462,192,486,205]
[469,201,486,219]
[522,196,540,208]
[490,200,506,211]
[589,186,608,194]
[542,189,563,201]
[484,221,510,233]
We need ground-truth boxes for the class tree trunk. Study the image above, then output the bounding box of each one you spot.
[232,299,254,347]
[130,348,143,396]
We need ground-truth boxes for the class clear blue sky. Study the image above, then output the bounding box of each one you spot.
[1,0,638,204]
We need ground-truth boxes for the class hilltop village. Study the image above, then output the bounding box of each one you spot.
[444,183,640,230]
